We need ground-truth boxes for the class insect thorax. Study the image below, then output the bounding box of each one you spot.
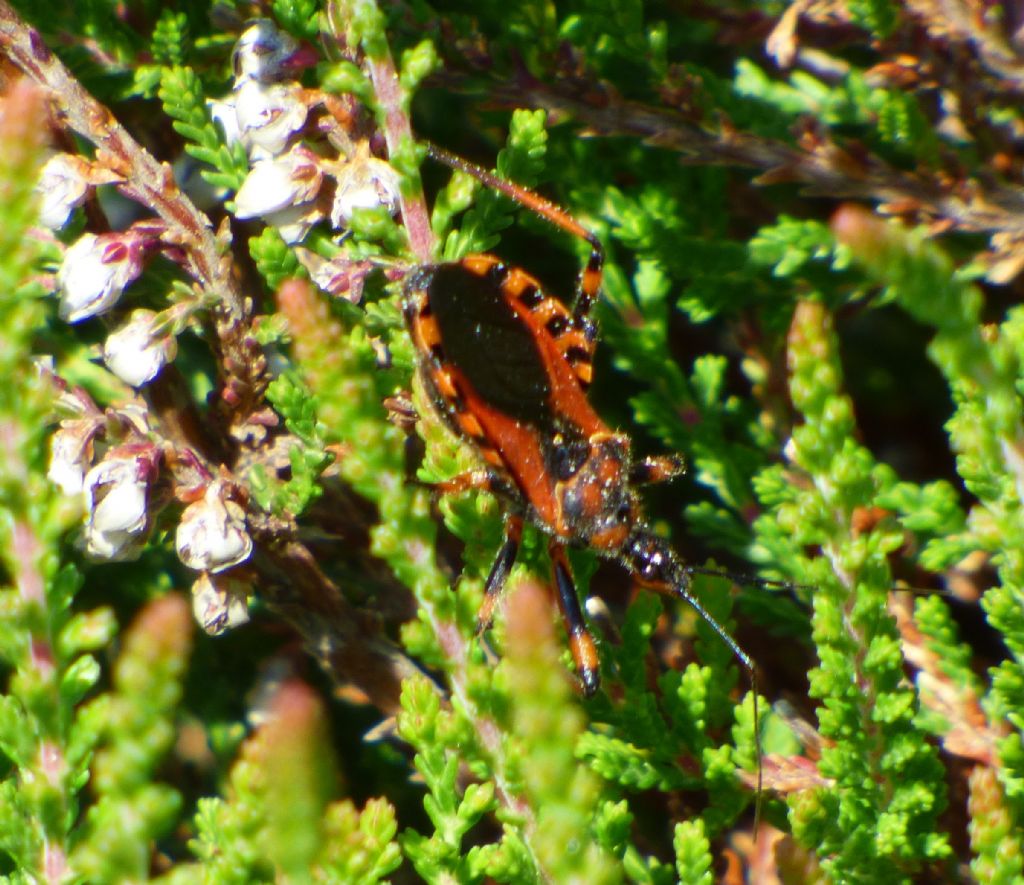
[553,431,637,551]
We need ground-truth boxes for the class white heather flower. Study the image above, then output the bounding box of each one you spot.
[191,571,251,635]
[116,402,153,438]
[234,147,323,243]
[232,19,316,84]
[331,153,401,228]
[47,419,101,495]
[83,449,156,561]
[38,154,122,230]
[103,309,178,387]
[297,249,375,303]
[234,79,308,158]
[261,201,323,245]
[234,147,323,218]
[207,96,242,146]
[57,232,148,323]
[176,481,253,573]
[37,154,89,229]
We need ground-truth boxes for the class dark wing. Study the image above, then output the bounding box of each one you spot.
[423,261,557,431]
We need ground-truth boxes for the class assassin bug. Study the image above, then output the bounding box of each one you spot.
[403,144,763,725]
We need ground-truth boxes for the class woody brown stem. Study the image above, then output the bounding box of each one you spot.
[325,0,435,263]
[259,538,427,715]
[0,5,428,713]
[0,2,272,456]
[496,78,1024,236]
[0,1,245,318]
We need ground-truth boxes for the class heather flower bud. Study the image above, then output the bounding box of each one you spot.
[37,153,89,229]
[234,79,308,158]
[83,448,158,561]
[103,309,178,387]
[264,201,325,245]
[298,250,375,303]
[232,19,318,84]
[234,147,324,243]
[235,148,323,217]
[331,152,401,228]
[57,231,150,323]
[191,571,251,635]
[176,481,253,573]
[48,418,102,495]
[207,96,242,146]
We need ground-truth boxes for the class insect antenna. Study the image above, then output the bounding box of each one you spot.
[683,565,807,596]
[624,531,765,830]
[425,143,599,248]
[675,576,764,831]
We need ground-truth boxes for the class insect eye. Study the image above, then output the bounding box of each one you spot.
[630,540,658,580]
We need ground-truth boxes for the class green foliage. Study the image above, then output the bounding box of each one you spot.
[152,10,190,66]
[500,584,620,883]
[321,59,375,105]
[441,108,550,259]
[847,0,899,37]
[674,818,714,885]
[734,61,869,128]
[158,65,248,192]
[874,89,940,162]
[273,0,321,42]
[914,594,980,695]
[249,226,307,292]
[320,797,403,884]
[4,0,1024,880]
[70,598,190,881]
[967,766,1024,885]
[397,678,501,882]
[0,84,96,881]
[770,300,949,879]
[249,373,333,516]
[560,0,664,85]
[399,39,439,94]
[750,216,835,276]
[189,682,402,883]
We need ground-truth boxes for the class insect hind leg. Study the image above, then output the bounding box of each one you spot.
[549,543,601,696]
[477,513,524,634]
[571,239,603,349]
[425,141,605,357]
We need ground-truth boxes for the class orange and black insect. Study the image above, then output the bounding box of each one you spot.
[403,144,760,707]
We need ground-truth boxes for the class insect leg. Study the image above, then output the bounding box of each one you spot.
[570,237,603,354]
[629,453,686,486]
[432,471,521,632]
[684,565,806,595]
[425,141,604,347]
[476,513,524,633]
[549,542,601,696]
[431,469,514,498]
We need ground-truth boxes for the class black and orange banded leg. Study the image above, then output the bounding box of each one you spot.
[432,468,518,631]
[549,543,601,696]
[426,142,604,353]
[629,454,686,486]
[570,236,603,350]
[431,469,515,499]
[476,513,524,633]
